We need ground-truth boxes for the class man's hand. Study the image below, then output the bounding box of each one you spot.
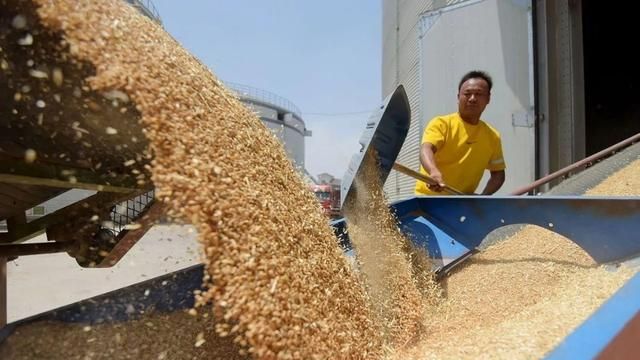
[428,171,446,192]
[420,142,447,192]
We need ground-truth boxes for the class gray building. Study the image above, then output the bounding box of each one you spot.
[382,0,638,201]
[226,83,312,170]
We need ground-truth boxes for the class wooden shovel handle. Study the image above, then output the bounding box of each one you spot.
[392,162,466,195]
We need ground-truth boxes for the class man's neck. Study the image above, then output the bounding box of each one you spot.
[459,112,480,125]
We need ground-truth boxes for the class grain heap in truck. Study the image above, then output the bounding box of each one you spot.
[399,159,640,360]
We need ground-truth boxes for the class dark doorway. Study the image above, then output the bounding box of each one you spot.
[582,0,640,155]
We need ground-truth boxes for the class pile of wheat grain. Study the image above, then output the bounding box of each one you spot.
[29,0,385,358]
[0,311,247,360]
[585,158,640,196]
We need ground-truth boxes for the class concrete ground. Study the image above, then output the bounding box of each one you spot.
[6,224,201,323]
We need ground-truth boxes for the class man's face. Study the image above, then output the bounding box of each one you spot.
[457,78,491,120]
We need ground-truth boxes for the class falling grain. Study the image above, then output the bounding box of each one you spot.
[344,150,440,352]
[31,0,383,358]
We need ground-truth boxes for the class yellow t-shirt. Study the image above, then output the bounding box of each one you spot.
[414,113,506,195]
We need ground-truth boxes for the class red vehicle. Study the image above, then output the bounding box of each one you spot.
[310,184,341,218]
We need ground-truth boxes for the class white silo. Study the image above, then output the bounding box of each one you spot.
[226,83,312,170]
[382,0,536,200]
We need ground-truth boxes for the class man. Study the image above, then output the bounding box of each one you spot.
[414,70,506,195]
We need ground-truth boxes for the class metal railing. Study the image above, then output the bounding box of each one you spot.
[511,132,640,195]
[225,82,302,119]
[126,0,162,24]
[106,190,155,234]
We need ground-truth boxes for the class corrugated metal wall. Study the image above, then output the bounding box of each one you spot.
[418,0,536,193]
[382,0,535,201]
[382,0,446,202]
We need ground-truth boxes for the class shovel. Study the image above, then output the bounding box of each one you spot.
[392,162,467,195]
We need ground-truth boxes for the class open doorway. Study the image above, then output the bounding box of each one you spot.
[583,0,640,155]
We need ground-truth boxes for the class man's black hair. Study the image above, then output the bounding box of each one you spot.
[458,70,493,92]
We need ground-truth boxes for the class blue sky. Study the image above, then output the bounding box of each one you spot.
[152,1,382,178]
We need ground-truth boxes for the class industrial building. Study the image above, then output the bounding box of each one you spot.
[382,0,639,201]
[226,83,312,170]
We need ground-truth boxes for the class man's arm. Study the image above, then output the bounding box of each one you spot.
[481,170,505,195]
[419,142,446,191]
